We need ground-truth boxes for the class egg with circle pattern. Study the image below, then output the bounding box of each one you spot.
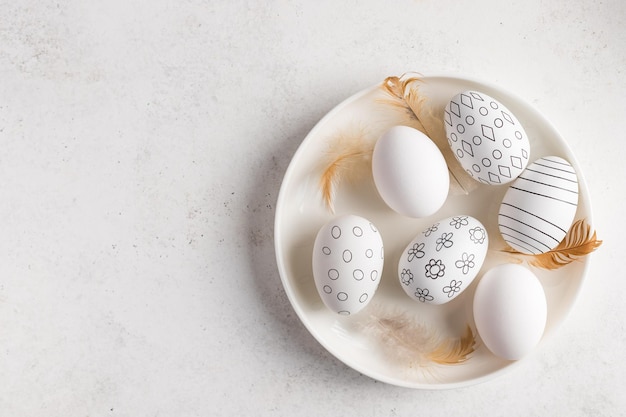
[312,215,384,315]
[397,215,489,305]
[444,90,530,185]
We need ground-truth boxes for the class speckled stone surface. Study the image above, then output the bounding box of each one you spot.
[0,1,624,415]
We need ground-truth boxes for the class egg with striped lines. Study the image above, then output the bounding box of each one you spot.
[498,156,579,255]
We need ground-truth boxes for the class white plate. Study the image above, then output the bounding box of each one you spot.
[274,74,592,389]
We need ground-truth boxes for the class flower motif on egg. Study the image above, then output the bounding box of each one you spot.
[415,288,434,303]
[398,216,489,305]
[407,242,425,262]
[424,259,446,280]
[435,232,454,251]
[469,227,487,244]
[443,280,463,298]
[423,223,439,237]
[455,253,476,275]
[400,269,414,286]
[450,216,469,229]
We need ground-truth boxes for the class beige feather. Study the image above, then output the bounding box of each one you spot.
[380,74,428,132]
[361,305,476,367]
[502,218,602,270]
[319,127,374,212]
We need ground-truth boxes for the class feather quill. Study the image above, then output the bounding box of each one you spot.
[502,218,602,270]
[361,306,476,367]
[379,74,478,195]
[319,127,374,212]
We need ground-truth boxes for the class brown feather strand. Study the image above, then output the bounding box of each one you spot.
[502,219,602,270]
[379,74,478,195]
[361,306,476,367]
[319,127,374,212]
[426,325,476,365]
[380,74,426,130]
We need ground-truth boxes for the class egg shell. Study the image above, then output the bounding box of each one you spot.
[473,264,547,360]
[444,90,530,185]
[372,125,449,218]
[312,215,384,316]
[397,215,488,305]
[498,156,579,255]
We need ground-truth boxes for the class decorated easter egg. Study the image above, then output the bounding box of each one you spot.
[444,91,530,185]
[498,156,578,254]
[372,125,449,218]
[312,215,384,315]
[397,215,488,305]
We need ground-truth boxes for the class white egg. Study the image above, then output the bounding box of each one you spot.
[498,156,579,254]
[312,215,384,315]
[444,91,530,185]
[473,264,547,360]
[372,125,449,218]
[397,215,488,305]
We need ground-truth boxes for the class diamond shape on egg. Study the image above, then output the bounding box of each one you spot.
[511,156,523,169]
[462,140,474,157]
[502,110,514,124]
[460,93,474,108]
[450,101,461,118]
[488,172,501,183]
[481,124,495,141]
[498,165,511,178]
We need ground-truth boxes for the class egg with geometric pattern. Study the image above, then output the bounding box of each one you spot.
[312,215,384,315]
[444,90,530,185]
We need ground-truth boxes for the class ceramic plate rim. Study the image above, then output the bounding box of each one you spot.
[274,73,593,389]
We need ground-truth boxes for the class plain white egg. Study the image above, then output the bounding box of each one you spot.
[473,264,547,360]
[372,125,449,218]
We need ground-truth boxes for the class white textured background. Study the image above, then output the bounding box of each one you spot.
[1,0,624,415]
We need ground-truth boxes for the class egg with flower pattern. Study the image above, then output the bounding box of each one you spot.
[444,90,530,185]
[312,215,384,315]
[398,215,488,305]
